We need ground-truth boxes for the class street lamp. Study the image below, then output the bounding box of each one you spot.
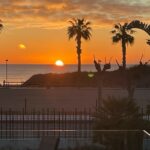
[5,59,8,86]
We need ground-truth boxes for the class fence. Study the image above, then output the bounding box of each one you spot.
[0,108,149,139]
[3,81,24,87]
[0,108,93,139]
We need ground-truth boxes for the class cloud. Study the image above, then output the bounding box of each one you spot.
[0,0,150,29]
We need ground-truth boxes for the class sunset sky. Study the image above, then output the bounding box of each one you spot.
[0,0,150,64]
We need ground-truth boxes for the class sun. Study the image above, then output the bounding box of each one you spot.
[55,60,64,66]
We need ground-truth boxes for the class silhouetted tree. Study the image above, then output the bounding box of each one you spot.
[68,18,92,72]
[94,97,144,150]
[111,23,135,70]
[94,97,142,130]
[127,20,150,45]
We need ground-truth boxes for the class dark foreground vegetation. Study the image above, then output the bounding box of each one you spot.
[23,65,150,87]
[94,97,150,130]
[92,97,150,150]
[64,97,150,150]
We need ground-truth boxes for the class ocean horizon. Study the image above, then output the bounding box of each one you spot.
[0,64,137,84]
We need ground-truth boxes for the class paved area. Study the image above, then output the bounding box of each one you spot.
[0,87,149,111]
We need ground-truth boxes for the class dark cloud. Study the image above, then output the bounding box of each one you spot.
[0,0,149,28]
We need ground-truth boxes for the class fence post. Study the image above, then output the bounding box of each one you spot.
[22,108,25,139]
[58,110,60,137]
[75,108,77,139]
[47,108,49,133]
[62,108,64,131]
[64,110,66,138]
[0,107,2,139]
[9,108,12,139]
[54,108,56,137]
[38,110,41,138]
[84,107,87,138]
[73,110,75,139]
[6,110,8,139]
[24,98,27,115]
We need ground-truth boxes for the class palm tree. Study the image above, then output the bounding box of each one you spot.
[127,20,150,35]
[127,20,150,45]
[112,23,135,70]
[68,18,92,73]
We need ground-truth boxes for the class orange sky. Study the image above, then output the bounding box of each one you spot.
[0,0,150,64]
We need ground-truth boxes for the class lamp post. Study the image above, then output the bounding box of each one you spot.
[5,59,8,86]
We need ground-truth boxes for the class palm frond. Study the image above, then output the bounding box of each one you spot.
[67,26,76,39]
[72,18,77,25]
[81,30,91,40]
[112,33,122,43]
[86,27,92,31]
[126,35,134,45]
[112,22,135,45]
[68,20,75,26]
[78,19,84,26]
[147,39,150,45]
[67,18,92,41]
[111,30,116,34]
[127,20,150,35]
[114,24,120,29]
[130,29,136,34]
[85,21,91,26]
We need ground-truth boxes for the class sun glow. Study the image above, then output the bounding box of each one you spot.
[19,44,26,49]
[55,60,64,66]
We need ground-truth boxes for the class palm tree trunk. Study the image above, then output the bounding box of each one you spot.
[77,53,81,73]
[77,37,81,73]
[122,39,126,70]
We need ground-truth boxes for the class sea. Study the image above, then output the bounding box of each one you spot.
[0,64,135,84]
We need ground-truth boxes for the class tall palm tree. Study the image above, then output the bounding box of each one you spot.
[68,18,92,73]
[112,23,135,70]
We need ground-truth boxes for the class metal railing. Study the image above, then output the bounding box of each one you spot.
[0,130,149,150]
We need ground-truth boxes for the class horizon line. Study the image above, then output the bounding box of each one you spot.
[0,63,140,65]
